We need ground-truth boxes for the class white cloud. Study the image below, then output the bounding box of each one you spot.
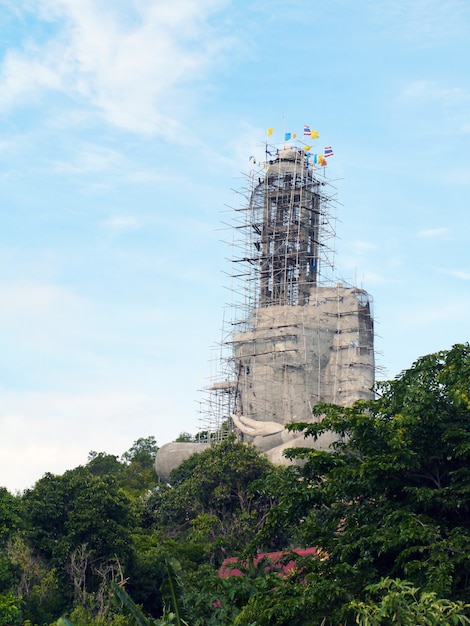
[0,281,88,317]
[102,215,141,233]
[0,40,66,109]
[358,271,389,286]
[370,0,470,47]
[0,0,232,135]
[49,145,123,174]
[434,267,470,280]
[0,281,90,356]
[440,165,470,185]
[125,168,186,185]
[400,302,466,328]
[417,227,450,238]
[349,240,379,255]
[401,80,468,104]
[0,390,175,492]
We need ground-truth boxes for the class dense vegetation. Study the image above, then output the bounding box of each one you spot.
[1,343,470,625]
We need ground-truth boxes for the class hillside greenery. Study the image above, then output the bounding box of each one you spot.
[1,344,470,625]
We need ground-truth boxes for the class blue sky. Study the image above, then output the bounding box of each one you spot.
[1,0,469,492]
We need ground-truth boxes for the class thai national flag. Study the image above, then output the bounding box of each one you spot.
[324,146,334,158]
[303,125,311,136]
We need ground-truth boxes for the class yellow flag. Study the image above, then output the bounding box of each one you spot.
[267,127,274,136]
[310,130,320,139]
[304,145,311,151]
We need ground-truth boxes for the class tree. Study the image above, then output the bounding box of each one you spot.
[111,577,189,626]
[120,437,159,495]
[247,343,470,623]
[149,438,278,561]
[0,487,21,545]
[87,452,124,478]
[19,467,138,622]
[0,488,22,593]
[349,577,470,625]
[5,534,62,625]
[22,466,135,575]
[121,437,158,469]
[85,438,160,497]
[7,346,469,625]
[175,432,194,443]
[0,593,22,626]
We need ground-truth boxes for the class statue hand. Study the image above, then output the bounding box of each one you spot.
[231,414,284,437]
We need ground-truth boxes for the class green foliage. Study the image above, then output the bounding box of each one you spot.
[119,437,160,496]
[6,533,63,624]
[22,467,135,570]
[174,432,194,443]
[18,464,138,624]
[349,577,470,625]
[151,438,277,561]
[56,606,130,626]
[112,582,156,626]
[224,343,470,624]
[184,562,282,626]
[3,345,470,625]
[124,531,167,617]
[272,343,470,607]
[121,437,158,469]
[0,488,21,546]
[159,558,188,626]
[87,452,124,478]
[0,593,22,626]
[187,421,231,444]
[85,438,160,496]
[111,581,188,626]
[205,551,347,626]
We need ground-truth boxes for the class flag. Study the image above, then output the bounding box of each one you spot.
[324,146,334,158]
[285,132,291,141]
[304,145,311,151]
[318,155,327,166]
[249,155,256,163]
[303,125,311,135]
[267,127,274,136]
[292,133,297,139]
[310,130,320,139]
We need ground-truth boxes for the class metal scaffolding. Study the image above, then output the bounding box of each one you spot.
[199,143,374,439]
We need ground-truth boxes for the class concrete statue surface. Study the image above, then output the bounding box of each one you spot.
[155,146,374,483]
